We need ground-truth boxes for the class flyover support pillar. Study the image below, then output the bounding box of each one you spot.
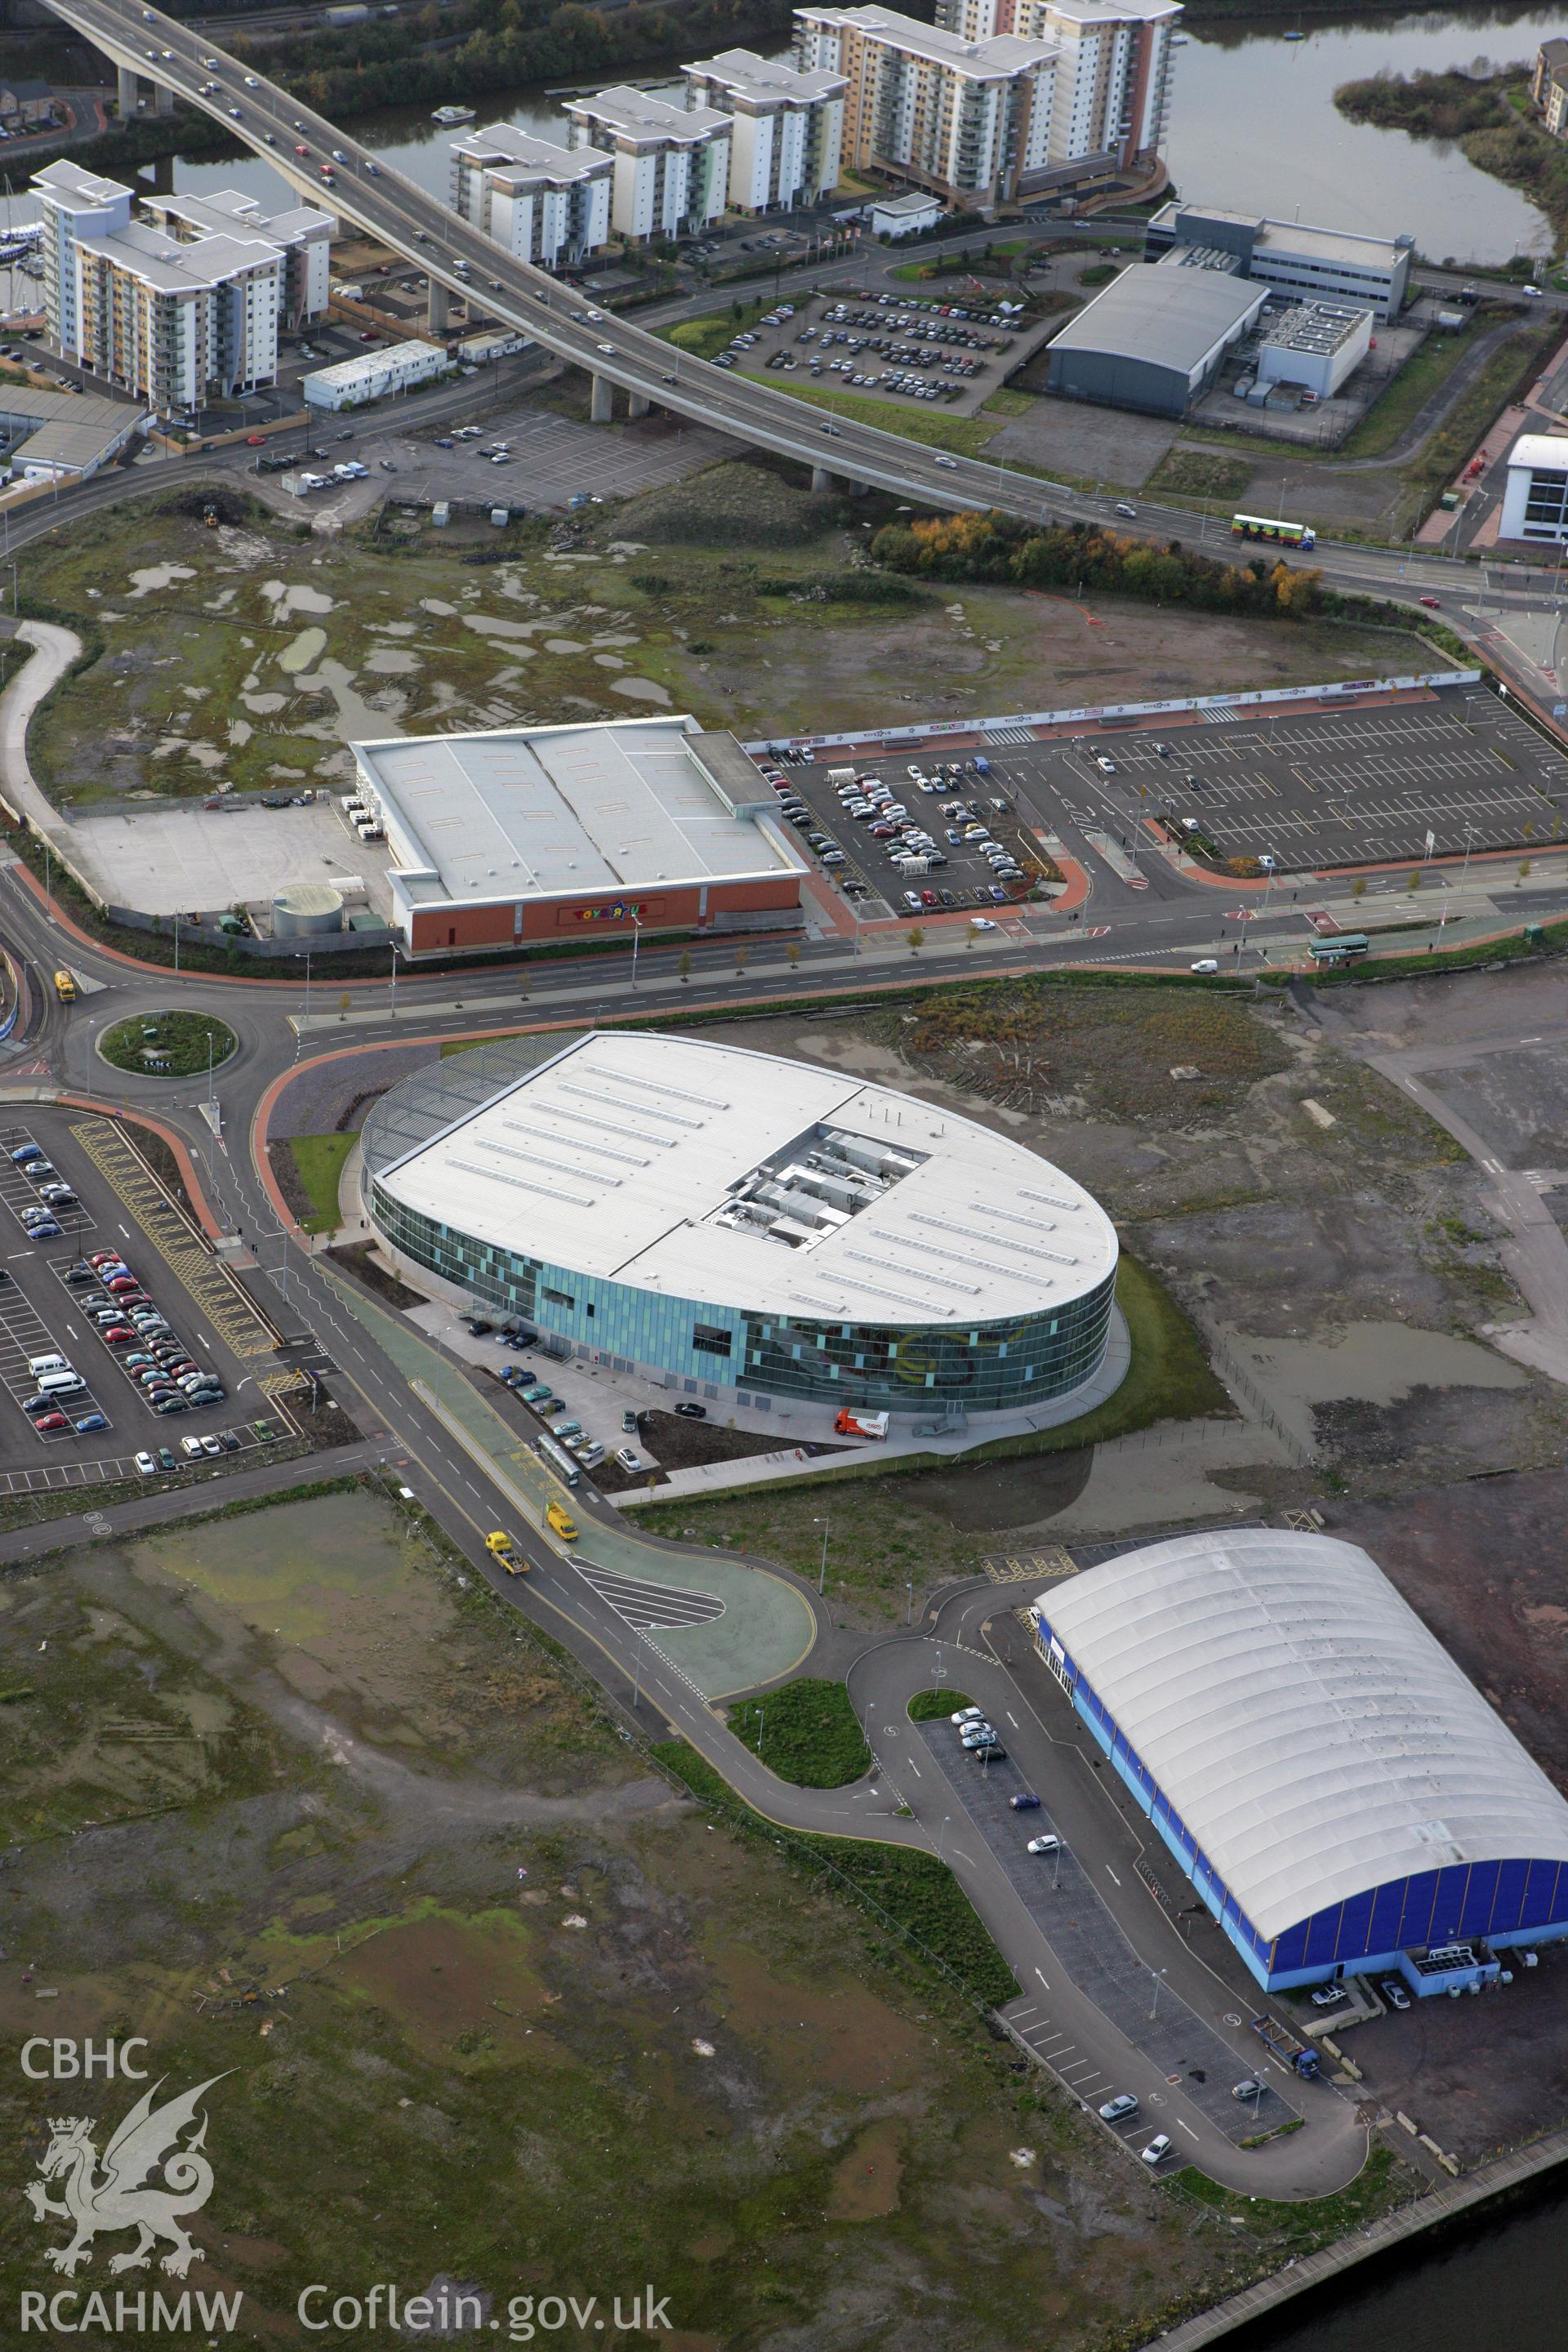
[427,278,451,336]
[116,64,137,116]
[811,466,835,493]
[590,372,614,423]
[154,77,174,116]
[626,390,650,420]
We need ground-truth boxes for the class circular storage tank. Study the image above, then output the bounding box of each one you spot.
[272,882,345,938]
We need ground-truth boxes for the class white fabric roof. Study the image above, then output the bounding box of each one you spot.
[1508,433,1568,475]
[377,1031,1116,1325]
[1036,1528,1568,1941]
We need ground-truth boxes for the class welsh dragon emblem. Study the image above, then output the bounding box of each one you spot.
[24,2074,229,2278]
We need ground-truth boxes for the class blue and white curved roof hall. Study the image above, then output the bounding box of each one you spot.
[1033,1528,1568,1993]
[38,0,1032,514]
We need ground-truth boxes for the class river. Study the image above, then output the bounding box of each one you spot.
[1239,2166,1568,2350]
[146,1,1568,263]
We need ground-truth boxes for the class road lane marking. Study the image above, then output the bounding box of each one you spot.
[1006,1711,1019,1726]
[1105,1864,1121,1885]
[1178,2121,1200,2142]
[1035,1967,1049,1988]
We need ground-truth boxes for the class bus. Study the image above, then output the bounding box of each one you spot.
[1308,933,1370,964]
[1231,513,1317,551]
[534,1432,580,1487]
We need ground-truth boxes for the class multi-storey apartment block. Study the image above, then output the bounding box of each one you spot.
[449,125,612,266]
[34,158,284,412]
[141,187,332,330]
[792,5,1062,208]
[564,87,732,243]
[682,48,847,212]
[929,0,1178,187]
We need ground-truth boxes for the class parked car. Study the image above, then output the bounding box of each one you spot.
[1231,2079,1264,2103]
[74,1413,107,1434]
[135,1450,158,1477]
[1009,1792,1041,1811]
[1026,1834,1061,1856]
[1098,2094,1138,2123]
[1139,2136,1173,2167]
[614,1446,646,1474]
[675,1401,707,1419]
[1380,1979,1412,2011]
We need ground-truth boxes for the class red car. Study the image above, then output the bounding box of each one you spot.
[103,1326,135,1344]
[89,1251,123,1267]
[106,1275,138,1293]
[1418,595,1441,609]
[920,889,938,908]
[246,434,266,446]
[34,1412,68,1432]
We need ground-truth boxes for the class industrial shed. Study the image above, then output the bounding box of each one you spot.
[1045,262,1267,418]
[1031,1528,1568,1996]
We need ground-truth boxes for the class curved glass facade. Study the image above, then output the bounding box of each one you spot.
[368,1175,1116,1415]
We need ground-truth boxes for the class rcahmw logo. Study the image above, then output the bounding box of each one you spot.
[18,2040,244,2336]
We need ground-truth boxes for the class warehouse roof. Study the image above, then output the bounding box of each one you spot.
[1049,263,1265,372]
[352,717,804,906]
[1036,1529,1568,1941]
[375,1030,1118,1324]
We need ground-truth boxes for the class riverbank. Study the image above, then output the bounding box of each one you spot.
[1336,66,1568,256]
[1147,2125,1568,2351]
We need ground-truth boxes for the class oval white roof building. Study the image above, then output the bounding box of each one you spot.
[1033,1527,1568,1993]
[364,1030,1120,1420]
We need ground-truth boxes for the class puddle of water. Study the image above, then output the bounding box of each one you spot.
[463,613,541,642]
[243,688,287,713]
[365,648,422,675]
[127,564,197,599]
[262,580,336,619]
[593,653,626,670]
[610,676,670,705]
[543,639,585,654]
[298,657,407,739]
[204,588,237,612]
[419,597,457,617]
[367,620,417,638]
[229,719,252,746]
[1232,1321,1525,1410]
[124,1490,420,1645]
[278,628,327,675]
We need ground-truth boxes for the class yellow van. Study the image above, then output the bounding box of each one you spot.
[546,1499,577,1544]
[52,970,75,1004]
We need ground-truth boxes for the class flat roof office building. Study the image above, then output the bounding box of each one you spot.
[683,47,846,212]
[1500,431,1568,545]
[1145,202,1412,322]
[1045,261,1266,416]
[1033,1529,1568,1995]
[1254,300,1372,398]
[449,126,612,268]
[363,1031,1120,1418]
[350,716,808,956]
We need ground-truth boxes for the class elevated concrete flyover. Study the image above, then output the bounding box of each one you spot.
[39,0,1069,518]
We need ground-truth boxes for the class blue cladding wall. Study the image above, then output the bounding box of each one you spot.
[1033,1612,1568,1990]
[369,1179,1116,1414]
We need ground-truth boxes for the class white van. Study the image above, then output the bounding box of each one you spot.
[37,1370,86,1397]
[27,1352,68,1379]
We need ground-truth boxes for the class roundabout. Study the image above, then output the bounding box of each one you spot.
[96,1009,238,1079]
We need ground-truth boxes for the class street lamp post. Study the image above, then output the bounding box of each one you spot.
[813,1513,830,1593]
[1149,1967,1168,2022]
[389,938,398,1021]
[630,908,642,991]
[936,1813,951,1864]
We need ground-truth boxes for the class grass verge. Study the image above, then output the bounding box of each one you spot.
[1173,2146,1413,2255]
[910,1688,973,1721]
[730,370,1005,457]
[282,1133,356,1232]
[658,297,773,361]
[1338,316,1492,461]
[728,1677,871,1787]
[656,1738,1019,2006]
